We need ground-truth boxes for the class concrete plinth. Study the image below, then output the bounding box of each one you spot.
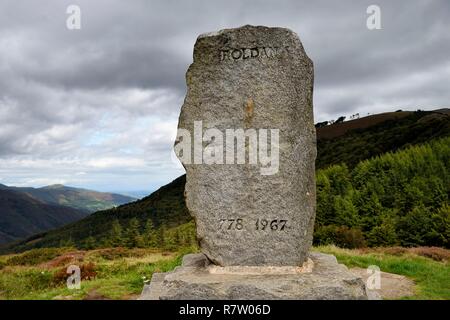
[139,252,371,300]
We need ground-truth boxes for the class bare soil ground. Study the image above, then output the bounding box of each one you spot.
[351,267,416,299]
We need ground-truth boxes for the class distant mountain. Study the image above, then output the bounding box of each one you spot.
[2,175,190,252]
[3,108,449,253]
[0,189,89,244]
[1,184,136,213]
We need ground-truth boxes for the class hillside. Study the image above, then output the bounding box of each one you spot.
[3,109,449,253]
[0,190,89,244]
[315,137,449,248]
[317,110,450,169]
[0,184,135,213]
[317,110,414,140]
[2,175,190,252]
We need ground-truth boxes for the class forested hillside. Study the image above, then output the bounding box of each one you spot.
[315,137,449,248]
[1,176,191,253]
[0,190,88,244]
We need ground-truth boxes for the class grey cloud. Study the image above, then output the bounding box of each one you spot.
[0,0,449,191]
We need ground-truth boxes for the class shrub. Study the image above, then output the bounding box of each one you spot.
[397,205,434,247]
[52,262,97,285]
[314,225,366,249]
[22,270,55,291]
[92,247,148,260]
[371,246,407,256]
[6,248,68,266]
[410,247,450,262]
[366,214,399,247]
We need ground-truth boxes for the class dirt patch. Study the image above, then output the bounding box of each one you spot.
[83,289,110,300]
[52,295,76,300]
[351,267,415,299]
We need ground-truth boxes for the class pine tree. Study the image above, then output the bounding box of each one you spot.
[83,236,96,250]
[99,236,111,248]
[174,229,180,246]
[59,237,75,248]
[163,229,176,249]
[366,213,399,247]
[110,219,123,247]
[333,194,359,227]
[125,218,142,248]
[397,205,433,246]
[143,219,158,247]
[156,225,165,248]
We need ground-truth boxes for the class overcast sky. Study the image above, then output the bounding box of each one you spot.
[0,0,449,194]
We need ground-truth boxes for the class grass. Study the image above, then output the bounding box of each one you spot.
[0,245,448,300]
[0,246,197,300]
[315,245,450,300]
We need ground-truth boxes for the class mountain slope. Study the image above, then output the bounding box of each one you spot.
[3,108,449,252]
[1,184,136,213]
[0,190,89,244]
[2,175,190,251]
[317,109,450,169]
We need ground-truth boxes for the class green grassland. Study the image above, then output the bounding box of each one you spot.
[0,247,197,300]
[1,246,448,300]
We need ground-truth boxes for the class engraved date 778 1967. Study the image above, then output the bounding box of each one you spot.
[218,218,288,231]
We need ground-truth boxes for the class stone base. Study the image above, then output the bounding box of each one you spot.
[139,252,373,300]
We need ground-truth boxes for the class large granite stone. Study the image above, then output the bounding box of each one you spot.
[139,253,371,300]
[175,25,316,266]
